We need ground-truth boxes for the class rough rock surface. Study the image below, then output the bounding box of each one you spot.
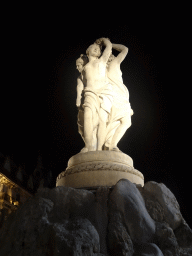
[155,221,180,256]
[143,181,182,230]
[144,198,165,223]
[174,220,192,255]
[107,211,134,256]
[0,188,102,256]
[36,186,96,222]
[174,220,192,248]
[108,179,156,244]
[0,179,191,256]
[133,243,164,256]
[95,187,110,254]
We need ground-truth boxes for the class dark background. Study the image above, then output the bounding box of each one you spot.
[1,12,191,227]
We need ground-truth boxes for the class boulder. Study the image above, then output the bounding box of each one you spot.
[36,186,96,222]
[174,219,192,249]
[144,198,165,222]
[0,188,102,256]
[107,211,134,256]
[0,196,54,255]
[108,179,156,244]
[52,218,100,255]
[133,243,164,256]
[144,182,182,230]
[155,221,180,256]
[37,186,109,254]
[0,180,191,256]
[95,187,110,255]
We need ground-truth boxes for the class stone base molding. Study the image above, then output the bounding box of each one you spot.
[56,151,144,188]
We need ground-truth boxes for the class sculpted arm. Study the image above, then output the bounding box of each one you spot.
[96,38,112,64]
[112,43,128,64]
[76,77,84,107]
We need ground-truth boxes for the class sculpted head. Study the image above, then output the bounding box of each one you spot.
[86,43,101,58]
[76,54,88,73]
[107,54,115,66]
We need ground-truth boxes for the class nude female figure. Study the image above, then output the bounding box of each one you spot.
[76,38,113,152]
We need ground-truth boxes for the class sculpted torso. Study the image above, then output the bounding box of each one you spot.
[79,72,86,87]
[83,59,108,90]
[107,60,123,84]
[107,58,129,99]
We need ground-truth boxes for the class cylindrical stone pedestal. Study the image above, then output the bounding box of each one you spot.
[56,151,144,188]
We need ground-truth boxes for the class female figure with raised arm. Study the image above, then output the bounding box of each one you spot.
[105,43,133,151]
[77,38,113,152]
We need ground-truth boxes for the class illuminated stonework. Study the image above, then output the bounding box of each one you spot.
[0,172,31,227]
[0,173,18,189]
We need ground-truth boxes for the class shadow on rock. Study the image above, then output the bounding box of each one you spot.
[133,243,163,256]
[108,179,156,244]
[107,211,134,256]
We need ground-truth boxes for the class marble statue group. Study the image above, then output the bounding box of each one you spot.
[76,38,133,153]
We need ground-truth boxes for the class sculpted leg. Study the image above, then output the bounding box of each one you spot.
[109,116,131,151]
[84,107,94,151]
[97,109,108,151]
[92,127,97,151]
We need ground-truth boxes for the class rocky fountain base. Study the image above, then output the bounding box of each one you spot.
[0,177,192,255]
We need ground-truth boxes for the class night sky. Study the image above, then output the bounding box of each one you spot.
[1,18,191,227]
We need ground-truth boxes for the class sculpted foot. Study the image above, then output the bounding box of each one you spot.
[110,146,121,152]
[80,147,89,153]
[103,145,109,151]
[88,146,96,152]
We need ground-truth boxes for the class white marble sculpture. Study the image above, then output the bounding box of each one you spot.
[76,38,133,153]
